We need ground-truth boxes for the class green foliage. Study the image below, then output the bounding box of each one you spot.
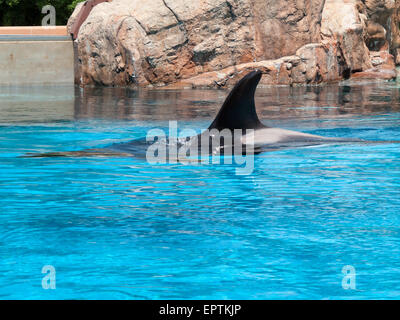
[68,0,82,11]
[0,0,82,26]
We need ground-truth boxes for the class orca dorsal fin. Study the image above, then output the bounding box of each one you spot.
[208,70,266,130]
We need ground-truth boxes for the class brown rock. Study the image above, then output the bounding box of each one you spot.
[69,0,399,87]
[364,0,395,26]
[293,41,344,83]
[352,49,396,80]
[365,21,387,51]
[248,0,325,60]
[321,0,372,72]
[390,0,400,63]
[351,68,396,80]
[395,48,400,65]
[66,1,85,35]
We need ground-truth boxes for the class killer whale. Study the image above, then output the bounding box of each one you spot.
[23,70,399,159]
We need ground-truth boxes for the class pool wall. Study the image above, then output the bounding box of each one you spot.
[0,27,74,86]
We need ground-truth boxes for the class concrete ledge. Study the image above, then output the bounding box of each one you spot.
[0,26,68,36]
[0,35,71,41]
[0,41,74,85]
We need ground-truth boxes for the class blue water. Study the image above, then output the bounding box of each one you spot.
[0,83,400,299]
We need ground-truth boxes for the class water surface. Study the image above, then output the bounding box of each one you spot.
[0,81,399,299]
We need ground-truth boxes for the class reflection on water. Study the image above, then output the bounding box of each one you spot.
[73,82,400,122]
[1,81,400,124]
[0,86,75,123]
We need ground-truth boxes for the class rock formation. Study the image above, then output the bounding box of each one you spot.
[68,0,400,88]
